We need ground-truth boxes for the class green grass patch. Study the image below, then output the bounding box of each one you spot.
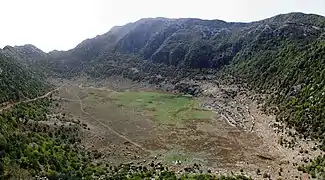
[165,153,189,163]
[111,91,212,124]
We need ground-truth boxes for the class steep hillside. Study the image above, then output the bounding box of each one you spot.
[47,13,324,69]
[0,52,48,104]
[0,44,50,78]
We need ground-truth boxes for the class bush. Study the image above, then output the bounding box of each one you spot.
[0,134,7,151]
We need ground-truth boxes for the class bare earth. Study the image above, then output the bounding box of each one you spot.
[51,78,321,180]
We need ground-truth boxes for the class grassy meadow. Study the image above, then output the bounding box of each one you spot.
[111,91,213,124]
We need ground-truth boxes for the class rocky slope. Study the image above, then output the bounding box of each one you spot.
[1,44,47,63]
[46,12,324,68]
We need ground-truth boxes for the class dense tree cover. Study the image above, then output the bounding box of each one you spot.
[0,99,108,179]
[0,54,48,104]
[298,154,325,179]
[1,44,47,65]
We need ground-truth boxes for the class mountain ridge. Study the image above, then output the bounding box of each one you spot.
[43,12,324,69]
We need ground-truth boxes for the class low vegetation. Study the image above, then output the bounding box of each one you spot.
[112,91,213,124]
[298,155,325,179]
[0,99,106,179]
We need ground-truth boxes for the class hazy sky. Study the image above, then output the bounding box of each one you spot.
[1,0,325,52]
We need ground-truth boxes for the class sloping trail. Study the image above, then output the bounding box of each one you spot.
[0,84,148,152]
[66,86,149,153]
[0,86,63,113]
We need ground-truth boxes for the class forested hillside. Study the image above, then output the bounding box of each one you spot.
[229,39,325,143]
[0,52,48,104]
[2,44,47,64]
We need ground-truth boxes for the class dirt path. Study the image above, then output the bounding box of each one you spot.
[66,85,149,153]
[0,86,63,113]
[53,79,320,179]
[219,113,236,127]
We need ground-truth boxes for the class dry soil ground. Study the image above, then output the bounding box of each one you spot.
[51,78,322,180]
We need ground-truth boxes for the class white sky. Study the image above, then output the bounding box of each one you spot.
[1,0,325,52]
